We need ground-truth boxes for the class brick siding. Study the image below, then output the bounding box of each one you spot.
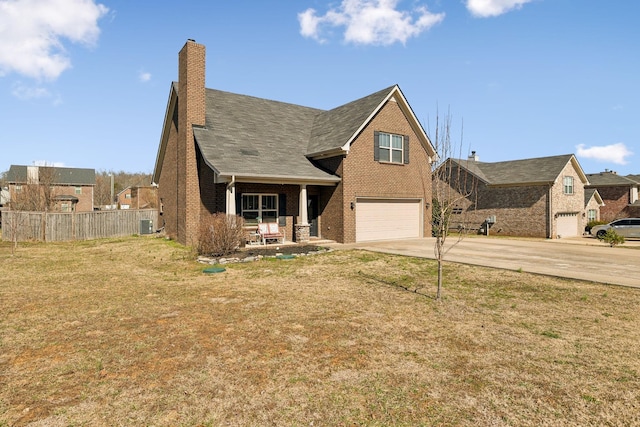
[177,40,206,245]
[157,106,180,238]
[596,186,632,222]
[440,159,586,238]
[340,99,432,243]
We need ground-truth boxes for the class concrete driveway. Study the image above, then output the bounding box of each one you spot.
[330,236,640,288]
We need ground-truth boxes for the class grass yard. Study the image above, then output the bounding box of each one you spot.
[1,237,639,426]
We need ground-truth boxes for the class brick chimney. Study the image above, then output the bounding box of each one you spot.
[177,39,206,245]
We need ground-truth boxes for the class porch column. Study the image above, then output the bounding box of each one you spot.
[226,181,236,216]
[296,184,310,243]
[299,184,308,225]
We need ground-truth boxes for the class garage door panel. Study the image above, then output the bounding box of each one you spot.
[556,213,578,238]
[356,199,421,242]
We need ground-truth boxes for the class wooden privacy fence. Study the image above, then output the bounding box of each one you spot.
[1,209,159,242]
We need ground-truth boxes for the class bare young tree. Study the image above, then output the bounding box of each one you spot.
[10,166,58,212]
[5,165,59,251]
[431,111,477,300]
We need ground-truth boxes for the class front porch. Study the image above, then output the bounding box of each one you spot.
[220,181,333,244]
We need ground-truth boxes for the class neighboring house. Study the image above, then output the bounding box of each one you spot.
[153,40,436,245]
[585,171,640,222]
[117,186,158,210]
[435,153,589,238]
[0,187,8,226]
[6,165,95,212]
[0,187,8,206]
[584,188,604,225]
[117,187,132,209]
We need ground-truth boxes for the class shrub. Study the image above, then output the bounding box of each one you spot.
[601,229,625,247]
[198,213,246,256]
[585,220,607,233]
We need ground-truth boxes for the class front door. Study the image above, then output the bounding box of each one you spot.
[308,195,318,237]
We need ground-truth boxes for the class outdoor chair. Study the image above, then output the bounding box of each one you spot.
[258,222,285,245]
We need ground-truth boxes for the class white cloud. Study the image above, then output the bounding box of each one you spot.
[11,81,51,99]
[11,81,63,104]
[298,0,445,46]
[576,143,633,165]
[466,0,534,18]
[0,0,109,81]
[138,70,151,83]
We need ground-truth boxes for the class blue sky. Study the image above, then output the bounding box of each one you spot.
[0,0,638,177]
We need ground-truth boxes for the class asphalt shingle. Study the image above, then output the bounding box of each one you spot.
[450,154,576,185]
[193,86,396,181]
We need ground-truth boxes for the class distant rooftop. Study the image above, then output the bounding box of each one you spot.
[6,165,96,186]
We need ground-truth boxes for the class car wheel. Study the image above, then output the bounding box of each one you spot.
[596,229,607,239]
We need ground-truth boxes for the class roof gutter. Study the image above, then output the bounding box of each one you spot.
[306,147,348,160]
[218,173,340,186]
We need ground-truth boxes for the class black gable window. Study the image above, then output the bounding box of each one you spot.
[374,131,409,164]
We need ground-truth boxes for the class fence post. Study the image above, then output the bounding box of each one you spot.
[42,211,46,242]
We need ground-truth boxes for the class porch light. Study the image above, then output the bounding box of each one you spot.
[350,201,355,210]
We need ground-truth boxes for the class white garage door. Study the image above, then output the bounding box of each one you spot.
[355,198,421,242]
[556,213,578,238]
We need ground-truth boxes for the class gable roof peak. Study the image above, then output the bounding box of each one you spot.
[448,153,586,186]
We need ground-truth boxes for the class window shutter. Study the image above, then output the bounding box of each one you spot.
[403,135,410,164]
[373,131,380,162]
[278,194,286,226]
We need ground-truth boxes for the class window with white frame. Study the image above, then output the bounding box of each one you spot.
[377,132,405,164]
[242,194,278,224]
[75,187,82,195]
[563,176,574,195]
[587,209,597,222]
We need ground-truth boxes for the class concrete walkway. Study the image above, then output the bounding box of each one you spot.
[326,236,640,288]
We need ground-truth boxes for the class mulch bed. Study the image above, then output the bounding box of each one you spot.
[234,244,328,258]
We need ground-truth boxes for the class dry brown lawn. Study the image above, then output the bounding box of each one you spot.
[1,236,639,426]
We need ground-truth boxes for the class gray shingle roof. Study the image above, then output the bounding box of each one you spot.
[586,172,637,186]
[584,188,598,207]
[450,154,577,185]
[307,86,396,156]
[7,165,95,186]
[194,89,338,181]
[193,85,400,182]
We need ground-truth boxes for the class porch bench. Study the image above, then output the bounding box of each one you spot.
[258,223,285,245]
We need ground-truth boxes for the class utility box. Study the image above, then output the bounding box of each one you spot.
[487,215,496,224]
[140,219,153,235]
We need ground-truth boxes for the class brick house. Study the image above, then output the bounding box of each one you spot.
[116,187,132,208]
[6,165,95,212]
[435,154,589,238]
[585,171,640,222]
[584,188,604,225]
[117,186,157,210]
[152,40,436,245]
